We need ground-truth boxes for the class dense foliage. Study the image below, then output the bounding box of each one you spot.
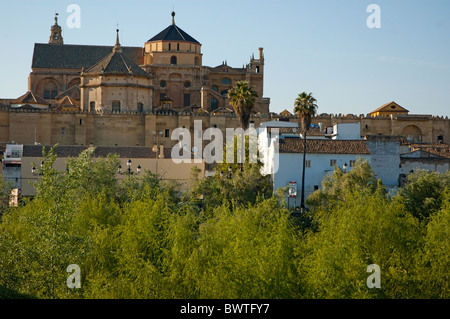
[0,149,448,299]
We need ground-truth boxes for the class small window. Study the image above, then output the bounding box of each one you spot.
[90,101,95,112]
[256,66,260,73]
[314,185,319,191]
[330,159,337,167]
[44,90,51,99]
[112,100,121,112]
[212,85,218,92]
[184,94,190,107]
[438,135,444,143]
[165,129,170,138]
[80,119,82,125]
[170,56,177,65]
[11,150,20,158]
[221,90,228,96]
[61,127,66,137]
[195,56,200,66]
[221,78,231,85]
[177,43,180,51]
[305,160,311,168]
[137,102,143,113]
[160,80,167,88]
[349,160,356,167]
[184,81,191,88]
[168,43,171,51]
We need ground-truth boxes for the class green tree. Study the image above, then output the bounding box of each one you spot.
[398,170,450,221]
[307,158,384,211]
[293,92,318,210]
[228,81,258,131]
[415,187,450,298]
[299,189,422,299]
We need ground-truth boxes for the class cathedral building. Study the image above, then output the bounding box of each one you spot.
[28,12,269,115]
[0,12,448,151]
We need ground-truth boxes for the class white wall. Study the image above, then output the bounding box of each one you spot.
[332,123,361,140]
[274,153,370,208]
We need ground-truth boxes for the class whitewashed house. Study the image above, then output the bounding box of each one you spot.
[258,121,413,207]
[258,121,373,207]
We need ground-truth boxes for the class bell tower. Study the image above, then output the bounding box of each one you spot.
[49,13,63,45]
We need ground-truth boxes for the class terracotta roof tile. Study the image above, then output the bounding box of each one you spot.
[279,138,371,155]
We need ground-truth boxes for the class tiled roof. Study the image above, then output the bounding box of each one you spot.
[148,24,200,44]
[84,48,151,78]
[409,143,450,159]
[12,91,49,105]
[279,138,371,155]
[32,43,143,69]
[52,96,79,110]
[22,145,176,159]
[212,106,234,114]
[54,85,80,100]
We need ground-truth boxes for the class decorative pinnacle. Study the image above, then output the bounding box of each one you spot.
[113,29,122,52]
[171,11,175,25]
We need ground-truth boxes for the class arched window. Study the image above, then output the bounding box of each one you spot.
[89,101,95,112]
[211,98,218,111]
[170,56,177,65]
[112,100,121,113]
[137,102,144,113]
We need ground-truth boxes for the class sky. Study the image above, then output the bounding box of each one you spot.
[0,0,449,116]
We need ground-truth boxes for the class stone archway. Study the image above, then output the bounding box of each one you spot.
[67,77,80,89]
[401,125,422,143]
[36,77,62,100]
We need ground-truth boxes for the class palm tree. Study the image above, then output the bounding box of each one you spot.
[294,92,318,210]
[228,81,258,131]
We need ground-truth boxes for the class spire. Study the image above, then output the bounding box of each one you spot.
[171,11,176,25]
[113,29,122,53]
[49,13,63,45]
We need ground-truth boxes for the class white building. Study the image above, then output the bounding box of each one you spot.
[258,121,372,207]
[1,144,23,190]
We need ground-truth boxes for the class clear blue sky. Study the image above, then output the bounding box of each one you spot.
[0,0,449,116]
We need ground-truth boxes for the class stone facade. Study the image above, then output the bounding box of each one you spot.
[0,13,449,151]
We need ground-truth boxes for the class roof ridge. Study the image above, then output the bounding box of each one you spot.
[174,25,186,41]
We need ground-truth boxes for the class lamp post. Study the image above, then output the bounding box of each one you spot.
[343,162,348,173]
[220,165,233,179]
[153,130,163,179]
[117,159,141,177]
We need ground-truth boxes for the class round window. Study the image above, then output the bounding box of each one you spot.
[184,81,191,88]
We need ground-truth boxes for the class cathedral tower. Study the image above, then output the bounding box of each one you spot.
[49,13,63,45]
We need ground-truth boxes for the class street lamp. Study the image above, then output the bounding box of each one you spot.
[343,162,348,173]
[153,130,163,178]
[31,161,45,175]
[117,159,141,176]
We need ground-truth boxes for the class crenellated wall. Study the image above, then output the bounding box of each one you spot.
[1,106,449,147]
